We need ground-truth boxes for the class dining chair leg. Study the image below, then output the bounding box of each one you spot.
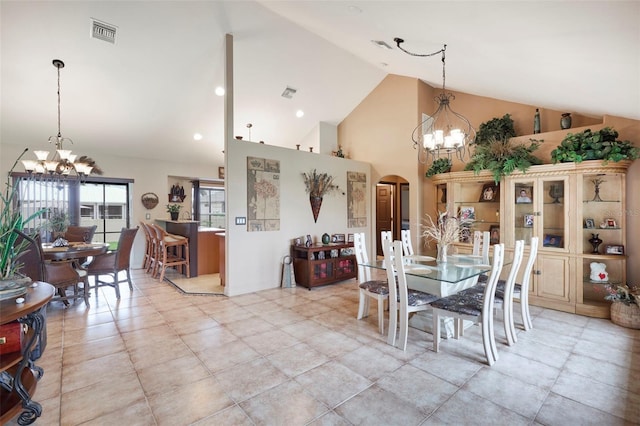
[126,270,133,291]
[387,300,398,347]
[357,291,369,320]
[504,298,516,346]
[521,293,533,330]
[432,312,441,352]
[398,305,410,351]
[376,295,385,335]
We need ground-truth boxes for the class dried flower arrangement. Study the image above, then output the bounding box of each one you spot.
[302,169,341,198]
[605,284,638,306]
[421,212,473,247]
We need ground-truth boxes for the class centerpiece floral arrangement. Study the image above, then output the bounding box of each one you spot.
[421,212,473,261]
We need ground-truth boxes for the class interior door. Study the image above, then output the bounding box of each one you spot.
[376,183,393,256]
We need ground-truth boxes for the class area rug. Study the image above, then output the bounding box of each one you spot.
[163,270,225,295]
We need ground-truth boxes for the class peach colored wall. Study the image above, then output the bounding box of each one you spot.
[339,74,640,283]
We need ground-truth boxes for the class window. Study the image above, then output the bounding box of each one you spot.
[197,184,225,228]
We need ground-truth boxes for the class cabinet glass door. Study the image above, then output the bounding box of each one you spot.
[513,179,535,245]
[541,178,566,249]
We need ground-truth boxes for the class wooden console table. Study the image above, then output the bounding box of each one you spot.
[1,282,54,425]
[291,243,356,289]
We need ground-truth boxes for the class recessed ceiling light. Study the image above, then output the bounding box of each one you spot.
[215,86,225,96]
[193,133,203,141]
[296,110,304,118]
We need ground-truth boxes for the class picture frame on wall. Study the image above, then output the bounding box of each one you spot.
[479,183,499,202]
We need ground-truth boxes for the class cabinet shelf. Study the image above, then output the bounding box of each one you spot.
[583,200,621,203]
[291,243,356,289]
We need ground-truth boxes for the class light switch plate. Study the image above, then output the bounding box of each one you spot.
[235,216,246,225]
[145,213,151,220]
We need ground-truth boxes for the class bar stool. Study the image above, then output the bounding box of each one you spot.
[150,223,190,282]
[139,222,156,274]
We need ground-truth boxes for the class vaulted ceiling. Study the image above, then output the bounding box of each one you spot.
[1,1,638,167]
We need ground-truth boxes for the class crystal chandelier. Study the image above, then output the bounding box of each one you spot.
[394,39,475,165]
[21,59,94,178]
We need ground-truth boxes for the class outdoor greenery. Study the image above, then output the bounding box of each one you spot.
[1,149,44,280]
[425,157,452,178]
[47,208,70,235]
[465,137,543,183]
[551,127,639,164]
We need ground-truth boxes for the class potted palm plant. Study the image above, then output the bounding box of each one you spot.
[1,149,45,298]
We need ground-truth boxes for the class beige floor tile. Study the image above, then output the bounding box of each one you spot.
[181,324,238,353]
[267,342,330,377]
[192,404,254,425]
[62,334,127,365]
[137,353,211,396]
[242,328,300,356]
[536,392,627,425]
[335,385,425,425]
[60,371,146,424]
[240,380,329,425]
[215,357,289,402]
[80,399,156,426]
[63,321,120,346]
[148,376,234,425]
[337,345,403,381]
[61,351,135,394]
[294,360,372,408]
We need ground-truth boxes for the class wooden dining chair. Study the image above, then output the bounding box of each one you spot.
[14,230,89,306]
[354,232,389,334]
[430,243,505,366]
[64,225,97,243]
[85,227,138,299]
[385,239,439,351]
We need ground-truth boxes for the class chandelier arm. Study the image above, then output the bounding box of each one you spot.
[394,38,445,58]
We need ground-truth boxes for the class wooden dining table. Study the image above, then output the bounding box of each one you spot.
[42,242,109,262]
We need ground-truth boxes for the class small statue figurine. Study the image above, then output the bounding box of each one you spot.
[590,262,609,282]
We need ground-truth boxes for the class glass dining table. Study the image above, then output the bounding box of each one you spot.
[361,253,502,338]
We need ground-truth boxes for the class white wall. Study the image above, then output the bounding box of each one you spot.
[225,139,371,296]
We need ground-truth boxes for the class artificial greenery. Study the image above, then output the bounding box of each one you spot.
[166,204,182,213]
[425,158,452,177]
[551,127,639,164]
[1,149,44,280]
[46,208,70,235]
[465,137,543,183]
[474,114,517,146]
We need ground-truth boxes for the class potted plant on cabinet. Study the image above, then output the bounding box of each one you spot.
[551,127,639,164]
[1,149,45,298]
[166,203,182,221]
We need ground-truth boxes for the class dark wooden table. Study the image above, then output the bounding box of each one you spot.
[42,242,109,261]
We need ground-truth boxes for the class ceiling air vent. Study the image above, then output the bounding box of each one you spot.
[91,18,117,44]
[281,86,297,99]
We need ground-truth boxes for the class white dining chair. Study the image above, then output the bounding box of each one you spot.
[384,239,439,351]
[472,231,491,264]
[430,243,505,366]
[400,229,414,256]
[496,236,539,333]
[494,240,525,346]
[354,232,389,334]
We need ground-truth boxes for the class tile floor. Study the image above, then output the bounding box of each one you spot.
[8,270,640,425]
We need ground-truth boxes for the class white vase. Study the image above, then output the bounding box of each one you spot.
[437,243,448,263]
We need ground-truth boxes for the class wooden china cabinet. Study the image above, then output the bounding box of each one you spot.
[431,160,631,318]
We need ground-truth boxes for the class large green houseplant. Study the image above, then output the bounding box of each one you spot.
[465,114,543,183]
[1,149,44,285]
[551,127,639,164]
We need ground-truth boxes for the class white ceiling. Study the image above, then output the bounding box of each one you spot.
[1,1,639,168]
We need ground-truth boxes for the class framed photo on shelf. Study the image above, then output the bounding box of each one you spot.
[489,225,500,244]
[606,218,617,228]
[584,218,595,229]
[605,244,624,255]
[332,234,346,243]
[479,183,499,202]
[515,186,533,204]
[459,206,475,221]
[524,214,534,228]
[347,233,354,243]
[543,234,563,247]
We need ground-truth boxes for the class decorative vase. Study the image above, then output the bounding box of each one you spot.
[560,113,572,130]
[533,108,541,134]
[170,211,179,221]
[322,233,330,245]
[0,276,31,301]
[436,243,448,263]
[309,196,323,223]
[548,184,564,203]
[589,233,603,254]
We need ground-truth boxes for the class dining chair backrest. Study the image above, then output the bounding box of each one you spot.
[64,225,97,243]
[13,230,44,282]
[473,231,491,264]
[482,243,505,308]
[400,229,414,256]
[521,237,539,291]
[114,227,139,270]
[381,230,392,244]
[353,232,372,283]
[391,240,410,310]
[382,237,398,309]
